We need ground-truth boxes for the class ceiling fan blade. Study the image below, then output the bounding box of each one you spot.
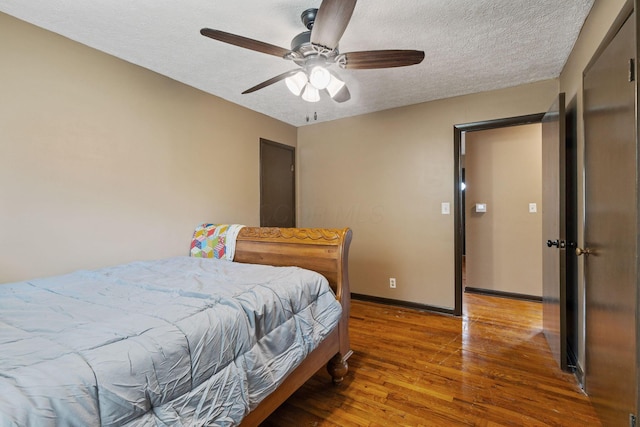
[242,69,301,94]
[340,50,425,69]
[330,84,351,103]
[200,28,291,58]
[310,0,357,50]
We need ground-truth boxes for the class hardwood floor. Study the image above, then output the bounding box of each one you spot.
[261,294,601,426]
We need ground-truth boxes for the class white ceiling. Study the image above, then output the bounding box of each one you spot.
[0,0,594,127]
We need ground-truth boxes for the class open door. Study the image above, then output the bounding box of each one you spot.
[542,93,569,371]
[583,8,637,425]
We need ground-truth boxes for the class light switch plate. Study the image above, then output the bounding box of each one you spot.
[441,202,450,215]
[529,203,537,213]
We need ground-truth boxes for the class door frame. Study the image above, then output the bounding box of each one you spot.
[453,113,544,316]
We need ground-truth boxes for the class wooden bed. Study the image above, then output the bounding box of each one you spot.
[234,226,353,426]
[0,226,352,426]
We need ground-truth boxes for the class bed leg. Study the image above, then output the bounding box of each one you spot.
[327,353,348,384]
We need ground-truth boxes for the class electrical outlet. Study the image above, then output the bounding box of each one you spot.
[390,278,396,288]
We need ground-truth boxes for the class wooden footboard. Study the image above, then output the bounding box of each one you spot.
[234,227,352,426]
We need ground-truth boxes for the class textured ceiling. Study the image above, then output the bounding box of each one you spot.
[0,0,594,127]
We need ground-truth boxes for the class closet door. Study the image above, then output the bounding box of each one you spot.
[260,139,296,228]
[583,9,637,426]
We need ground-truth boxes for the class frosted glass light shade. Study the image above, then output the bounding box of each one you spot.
[301,84,320,102]
[285,71,308,96]
[309,66,331,90]
[326,74,346,98]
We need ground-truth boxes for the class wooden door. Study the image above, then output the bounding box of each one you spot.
[260,139,296,228]
[542,93,569,371]
[564,97,580,372]
[583,9,637,425]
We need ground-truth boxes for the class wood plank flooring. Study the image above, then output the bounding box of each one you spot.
[261,294,601,426]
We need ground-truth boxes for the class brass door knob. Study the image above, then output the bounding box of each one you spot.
[575,247,592,256]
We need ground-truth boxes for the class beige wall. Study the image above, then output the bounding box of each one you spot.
[465,124,543,297]
[298,80,558,309]
[0,13,296,283]
[558,0,630,373]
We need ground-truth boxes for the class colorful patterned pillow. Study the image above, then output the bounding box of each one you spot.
[190,224,229,259]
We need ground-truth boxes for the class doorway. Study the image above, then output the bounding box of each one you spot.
[454,111,579,373]
[260,139,296,227]
[454,114,543,316]
[463,124,543,300]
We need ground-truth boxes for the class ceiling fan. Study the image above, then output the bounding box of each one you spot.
[200,0,425,103]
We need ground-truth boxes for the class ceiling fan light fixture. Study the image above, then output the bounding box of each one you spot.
[301,83,320,102]
[201,2,425,106]
[309,66,331,90]
[285,71,308,96]
[326,74,346,98]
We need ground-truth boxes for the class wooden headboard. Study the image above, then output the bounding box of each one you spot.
[234,227,352,301]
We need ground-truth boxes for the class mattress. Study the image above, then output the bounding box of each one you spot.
[0,256,342,426]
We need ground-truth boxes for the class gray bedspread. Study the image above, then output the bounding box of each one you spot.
[0,256,342,426]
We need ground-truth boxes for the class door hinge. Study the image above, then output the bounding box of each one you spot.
[630,413,636,427]
[629,58,635,82]
[290,164,294,173]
